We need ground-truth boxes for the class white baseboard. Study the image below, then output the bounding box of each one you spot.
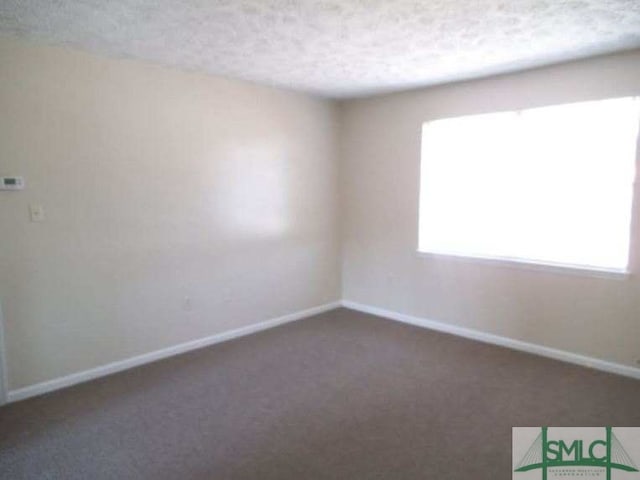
[7,299,638,403]
[341,300,640,381]
[0,305,8,406]
[7,301,341,403]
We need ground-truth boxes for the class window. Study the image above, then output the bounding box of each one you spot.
[418,97,640,272]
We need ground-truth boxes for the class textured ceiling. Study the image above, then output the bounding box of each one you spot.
[1,1,639,98]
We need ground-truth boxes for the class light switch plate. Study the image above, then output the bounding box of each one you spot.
[29,204,45,222]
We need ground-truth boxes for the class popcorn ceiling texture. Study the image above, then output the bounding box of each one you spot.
[0,0,639,97]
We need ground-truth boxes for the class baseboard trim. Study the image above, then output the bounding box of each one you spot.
[7,301,341,403]
[341,300,640,381]
[9,299,638,403]
[0,305,8,406]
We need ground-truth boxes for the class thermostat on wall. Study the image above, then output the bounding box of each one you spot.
[0,176,25,190]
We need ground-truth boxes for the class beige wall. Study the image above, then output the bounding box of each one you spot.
[2,35,639,394]
[340,50,640,369]
[0,38,340,390]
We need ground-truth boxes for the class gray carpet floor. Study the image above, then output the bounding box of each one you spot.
[1,307,639,479]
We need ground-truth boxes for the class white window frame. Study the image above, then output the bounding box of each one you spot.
[417,97,640,278]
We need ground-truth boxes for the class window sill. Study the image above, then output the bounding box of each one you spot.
[416,250,630,280]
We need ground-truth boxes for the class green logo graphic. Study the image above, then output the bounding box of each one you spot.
[514,427,638,480]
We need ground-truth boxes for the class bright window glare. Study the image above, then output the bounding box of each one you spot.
[418,97,640,271]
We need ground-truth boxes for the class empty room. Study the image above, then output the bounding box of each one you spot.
[1,1,640,479]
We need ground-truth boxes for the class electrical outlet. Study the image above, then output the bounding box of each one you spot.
[182,297,193,312]
[221,287,233,303]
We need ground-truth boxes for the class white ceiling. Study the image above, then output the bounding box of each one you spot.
[1,0,639,98]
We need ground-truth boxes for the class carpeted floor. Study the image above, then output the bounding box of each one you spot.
[1,307,639,479]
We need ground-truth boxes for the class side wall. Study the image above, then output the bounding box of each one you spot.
[0,38,341,391]
[340,50,640,369]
